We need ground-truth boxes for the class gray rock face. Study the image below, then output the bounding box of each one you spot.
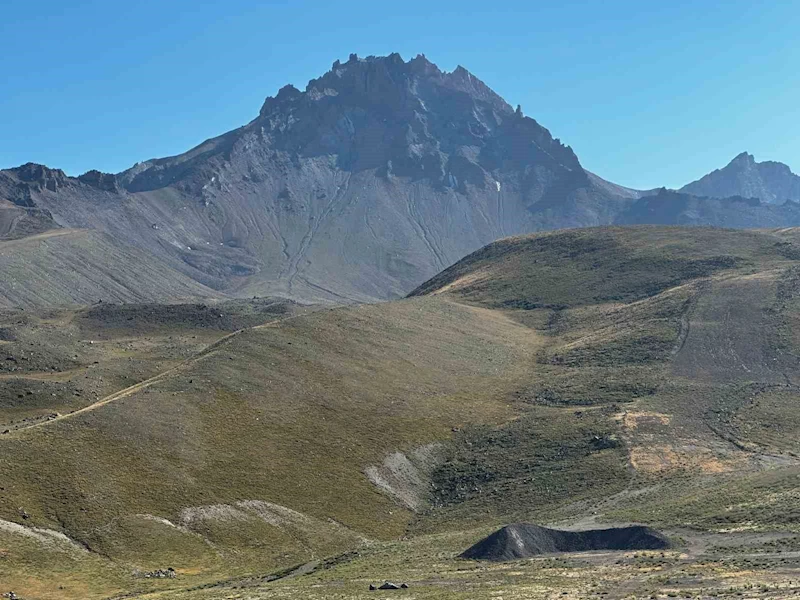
[2,55,800,306]
[681,152,800,204]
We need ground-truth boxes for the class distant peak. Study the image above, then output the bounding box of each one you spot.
[680,151,800,204]
[259,84,303,116]
[407,53,441,76]
[448,64,480,85]
[730,151,755,166]
[9,162,68,183]
[410,53,433,66]
[278,83,300,96]
[78,169,121,192]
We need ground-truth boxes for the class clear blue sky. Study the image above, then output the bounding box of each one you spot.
[1,0,797,189]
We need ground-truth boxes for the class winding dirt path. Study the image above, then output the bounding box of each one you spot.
[0,227,82,250]
[4,314,302,436]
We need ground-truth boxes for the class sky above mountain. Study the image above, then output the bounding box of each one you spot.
[1,0,797,190]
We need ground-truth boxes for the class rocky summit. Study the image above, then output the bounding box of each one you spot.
[681,151,800,204]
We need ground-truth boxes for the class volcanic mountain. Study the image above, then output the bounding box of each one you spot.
[3,54,800,306]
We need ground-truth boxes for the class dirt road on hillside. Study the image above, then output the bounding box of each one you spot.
[2,314,302,435]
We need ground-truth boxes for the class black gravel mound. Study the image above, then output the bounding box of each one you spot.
[460,523,671,561]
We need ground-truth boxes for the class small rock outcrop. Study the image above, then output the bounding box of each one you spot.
[136,567,177,579]
[379,582,401,590]
[371,581,408,590]
[77,170,121,192]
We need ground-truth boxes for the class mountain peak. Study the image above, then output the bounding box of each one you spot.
[4,162,69,193]
[681,153,800,204]
[10,162,68,182]
[730,151,755,166]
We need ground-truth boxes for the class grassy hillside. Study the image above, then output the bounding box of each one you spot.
[2,226,800,599]
[410,226,790,306]
[0,298,299,428]
[412,226,800,514]
[0,297,543,597]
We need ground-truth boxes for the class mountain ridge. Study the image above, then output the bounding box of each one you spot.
[3,54,800,307]
[681,152,800,204]
[0,53,628,304]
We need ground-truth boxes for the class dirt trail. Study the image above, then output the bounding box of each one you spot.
[3,297,518,436]
[670,279,709,357]
[606,527,743,600]
[0,228,81,251]
[4,314,302,436]
[671,271,787,383]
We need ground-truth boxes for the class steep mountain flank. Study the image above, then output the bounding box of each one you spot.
[681,152,800,204]
[0,165,62,240]
[0,229,221,308]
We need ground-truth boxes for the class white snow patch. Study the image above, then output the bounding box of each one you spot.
[495,181,501,192]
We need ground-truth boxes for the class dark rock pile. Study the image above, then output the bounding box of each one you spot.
[137,567,177,579]
[460,523,671,561]
[369,581,409,590]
